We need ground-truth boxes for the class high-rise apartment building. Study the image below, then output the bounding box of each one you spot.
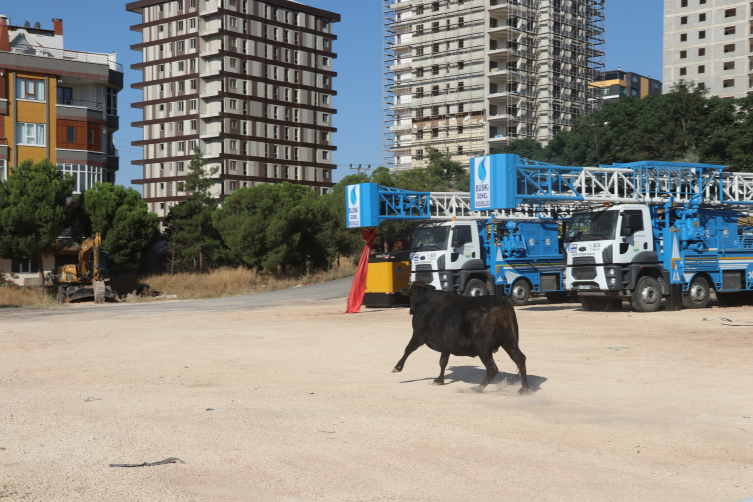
[384,0,605,171]
[664,0,748,98]
[0,15,123,285]
[127,0,339,219]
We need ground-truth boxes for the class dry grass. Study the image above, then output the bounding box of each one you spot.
[0,287,58,309]
[135,257,357,301]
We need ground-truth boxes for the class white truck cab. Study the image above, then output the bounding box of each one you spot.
[565,204,661,311]
[409,221,490,296]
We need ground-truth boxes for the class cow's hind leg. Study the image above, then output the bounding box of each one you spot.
[502,341,530,394]
[433,352,450,385]
[393,333,424,373]
[471,352,498,393]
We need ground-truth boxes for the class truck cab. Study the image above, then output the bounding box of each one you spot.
[565,204,660,310]
[409,221,491,296]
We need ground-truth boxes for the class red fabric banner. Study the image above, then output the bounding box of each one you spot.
[345,229,377,314]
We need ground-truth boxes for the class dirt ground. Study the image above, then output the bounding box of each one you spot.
[1,296,752,502]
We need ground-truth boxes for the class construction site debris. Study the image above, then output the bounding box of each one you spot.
[109,458,185,468]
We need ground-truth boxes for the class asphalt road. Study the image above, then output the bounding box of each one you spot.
[0,276,354,320]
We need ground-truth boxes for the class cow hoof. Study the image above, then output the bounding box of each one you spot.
[392,367,402,373]
[470,386,485,393]
[518,387,532,395]
[432,379,444,386]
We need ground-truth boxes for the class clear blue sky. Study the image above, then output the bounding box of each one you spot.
[1,0,663,189]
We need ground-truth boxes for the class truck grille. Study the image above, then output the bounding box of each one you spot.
[573,256,596,265]
[415,264,432,272]
[571,266,597,280]
[415,272,434,283]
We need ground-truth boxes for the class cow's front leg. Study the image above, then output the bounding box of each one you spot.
[393,333,424,373]
[433,352,450,385]
[471,352,498,393]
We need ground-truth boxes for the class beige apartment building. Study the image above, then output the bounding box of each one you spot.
[384,0,606,171]
[127,0,339,220]
[664,0,750,98]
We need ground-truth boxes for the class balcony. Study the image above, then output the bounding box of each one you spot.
[57,98,104,111]
[107,148,120,171]
[9,45,123,73]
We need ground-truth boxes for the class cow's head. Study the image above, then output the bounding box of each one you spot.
[399,282,436,315]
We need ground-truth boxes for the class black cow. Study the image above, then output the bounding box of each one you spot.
[394,283,530,394]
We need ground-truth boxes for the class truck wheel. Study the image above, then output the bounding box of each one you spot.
[682,276,710,309]
[464,279,488,297]
[508,279,531,306]
[57,286,68,303]
[579,296,610,311]
[545,292,570,304]
[631,276,662,313]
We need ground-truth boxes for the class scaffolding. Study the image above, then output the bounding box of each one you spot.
[383,0,606,171]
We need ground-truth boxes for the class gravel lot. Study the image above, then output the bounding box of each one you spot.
[1,286,752,501]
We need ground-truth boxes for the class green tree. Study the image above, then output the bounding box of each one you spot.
[214,182,326,273]
[0,159,75,294]
[164,148,228,271]
[425,146,469,191]
[78,183,160,271]
[316,172,371,264]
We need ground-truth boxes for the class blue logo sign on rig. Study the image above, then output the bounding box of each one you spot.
[473,156,491,209]
[347,185,360,228]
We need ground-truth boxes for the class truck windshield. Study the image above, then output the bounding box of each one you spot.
[565,211,619,242]
[412,226,450,251]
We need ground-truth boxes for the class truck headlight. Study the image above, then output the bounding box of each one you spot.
[607,268,615,276]
[609,278,616,285]
[442,281,448,288]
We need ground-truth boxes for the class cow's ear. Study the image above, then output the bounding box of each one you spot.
[399,287,411,296]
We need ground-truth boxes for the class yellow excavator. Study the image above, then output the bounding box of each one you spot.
[57,233,120,303]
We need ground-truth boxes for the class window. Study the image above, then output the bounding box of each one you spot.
[190,19,196,30]
[67,126,75,143]
[106,88,118,115]
[698,30,705,39]
[680,33,687,42]
[16,123,45,146]
[322,151,329,160]
[724,26,735,35]
[178,61,184,72]
[190,120,197,131]
[178,101,185,112]
[724,61,735,70]
[230,120,238,129]
[230,58,238,69]
[698,48,705,56]
[699,13,706,22]
[190,100,197,110]
[680,50,687,59]
[723,79,735,88]
[177,41,184,52]
[177,20,184,31]
[57,164,103,193]
[680,0,687,6]
[724,44,735,53]
[680,67,687,76]
[12,259,39,274]
[178,82,185,92]
[230,17,238,28]
[725,8,736,17]
[16,77,45,101]
[229,99,237,109]
[323,113,329,123]
[190,38,196,49]
[698,65,705,73]
[680,16,687,25]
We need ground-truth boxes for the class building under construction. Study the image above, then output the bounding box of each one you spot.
[384,0,605,171]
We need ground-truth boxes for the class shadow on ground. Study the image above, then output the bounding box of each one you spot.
[400,365,547,392]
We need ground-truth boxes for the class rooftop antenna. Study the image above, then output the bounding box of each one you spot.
[33,22,40,29]
[23,20,30,28]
